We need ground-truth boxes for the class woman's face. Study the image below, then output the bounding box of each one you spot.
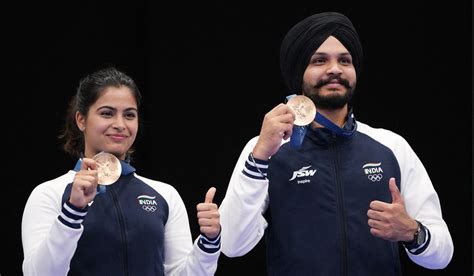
[76,85,138,160]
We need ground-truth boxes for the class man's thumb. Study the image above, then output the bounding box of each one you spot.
[389,177,402,203]
[205,187,216,204]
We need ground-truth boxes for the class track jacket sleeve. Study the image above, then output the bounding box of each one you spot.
[162,186,220,276]
[219,136,271,257]
[358,123,454,269]
[395,135,454,269]
[22,174,84,276]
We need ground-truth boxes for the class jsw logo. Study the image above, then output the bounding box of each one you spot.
[289,166,317,181]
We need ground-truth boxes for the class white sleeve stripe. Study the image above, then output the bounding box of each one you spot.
[59,213,84,224]
[200,235,220,244]
[200,243,221,249]
[245,159,268,169]
[243,167,267,177]
[63,203,87,216]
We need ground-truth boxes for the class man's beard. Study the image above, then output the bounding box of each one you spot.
[302,75,355,110]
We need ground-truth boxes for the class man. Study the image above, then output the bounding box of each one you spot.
[219,11,453,275]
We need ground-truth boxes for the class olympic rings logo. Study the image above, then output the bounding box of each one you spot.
[142,205,157,212]
[367,174,383,182]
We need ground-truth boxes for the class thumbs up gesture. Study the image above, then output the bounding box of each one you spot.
[367,177,418,242]
[196,187,221,239]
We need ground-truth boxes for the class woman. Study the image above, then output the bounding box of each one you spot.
[21,67,221,275]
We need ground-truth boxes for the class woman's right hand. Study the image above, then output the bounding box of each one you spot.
[69,158,98,209]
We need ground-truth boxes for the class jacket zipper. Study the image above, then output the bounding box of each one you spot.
[332,136,348,276]
[110,188,129,276]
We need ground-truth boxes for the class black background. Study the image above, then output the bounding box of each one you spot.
[2,1,471,275]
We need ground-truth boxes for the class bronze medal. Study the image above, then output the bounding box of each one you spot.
[92,152,121,185]
[286,95,317,126]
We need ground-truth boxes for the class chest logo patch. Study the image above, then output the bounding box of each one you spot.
[363,162,383,182]
[137,195,157,212]
[289,165,317,184]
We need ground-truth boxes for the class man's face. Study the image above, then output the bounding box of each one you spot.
[302,36,357,110]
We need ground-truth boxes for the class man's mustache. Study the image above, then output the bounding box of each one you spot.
[315,75,351,89]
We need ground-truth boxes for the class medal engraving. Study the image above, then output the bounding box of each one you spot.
[92,152,121,185]
[286,95,317,126]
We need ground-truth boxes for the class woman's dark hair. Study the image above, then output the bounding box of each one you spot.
[59,67,142,158]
